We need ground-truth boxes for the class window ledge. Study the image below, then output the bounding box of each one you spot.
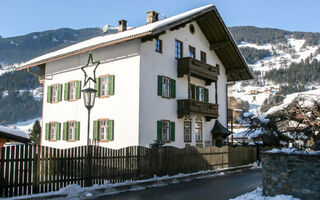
[99,139,110,143]
[67,140,76,142]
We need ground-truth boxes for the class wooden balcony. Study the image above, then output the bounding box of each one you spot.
[177,57,219,85]
[177,99,219,121]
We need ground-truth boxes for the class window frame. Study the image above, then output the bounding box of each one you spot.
[98,118,109,142]
[195,122,203,142]
[99,75,110,98]
[67,120,76,141]
[68,81,77,101]
[155,39,162,53]
[189,84,196,100]
[189,45,196,59]
[51,84,59,103]
[200,51,207,63]
[161,120,170,142]
[175,39,183,59]
[161,76,171,98]
[184,121,192,142]
[199,86,205,102]
[49,122,58,141]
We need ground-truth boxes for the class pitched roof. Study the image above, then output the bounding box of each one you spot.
[18,5,253,81]
[0,126,30,143]
[211,120,232,137]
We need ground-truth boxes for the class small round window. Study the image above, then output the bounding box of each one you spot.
[189,24,195,34]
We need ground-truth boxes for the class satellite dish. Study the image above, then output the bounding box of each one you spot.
[102,24,110,34]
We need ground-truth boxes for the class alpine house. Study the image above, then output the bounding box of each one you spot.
[18,5,253,149]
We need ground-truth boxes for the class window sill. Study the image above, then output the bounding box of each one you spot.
[184,140,191,143]
[68,99,78,102]
[99,95,110,99]
[99,139,110,143]
[67,140,76,142]
[48,140,57,142]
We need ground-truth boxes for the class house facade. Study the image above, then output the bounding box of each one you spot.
[18,5,253,149]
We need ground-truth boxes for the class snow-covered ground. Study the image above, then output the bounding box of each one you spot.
[11,117,42,133]
[1,87,43,101]
[230,188,300,200]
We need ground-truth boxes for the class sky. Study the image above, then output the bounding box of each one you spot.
[1,0,319,38]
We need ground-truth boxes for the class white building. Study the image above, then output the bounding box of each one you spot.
[18,5,253,149]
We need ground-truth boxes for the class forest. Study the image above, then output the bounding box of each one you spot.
[239,47,272,64]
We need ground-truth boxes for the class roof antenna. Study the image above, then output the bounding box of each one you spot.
[162,14,167,19]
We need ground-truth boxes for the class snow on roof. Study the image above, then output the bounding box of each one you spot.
[266,89,320,114]
[0,125,29,139]
[19,5,214,69]
[266,147,320,155]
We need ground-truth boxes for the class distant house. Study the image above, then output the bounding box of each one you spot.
[250,90,258,95]
[18,5,252,149]
[0,126,30,147]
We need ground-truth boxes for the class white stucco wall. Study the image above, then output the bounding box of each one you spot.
[42,40,141,149]
[139,22,228,148]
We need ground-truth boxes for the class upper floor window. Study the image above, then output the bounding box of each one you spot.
[175,40,183,59]
[93,119,114,141]
[158,76,176,99]
[200,51,207,63]
[64,81,81,101]
[69,82,77,100]
[157,120,175,142]
[199,87,205,102]
[47,84,62,103]
[190,85,209,102]
[155,39,162,53]
[189,46,196,58]
[195,122,202,142]
[95,75,115,98]
[184,121,192,142]
[52,85,59,103]
[189,84,196,100]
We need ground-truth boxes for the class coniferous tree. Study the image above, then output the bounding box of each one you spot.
[29,120,41,145]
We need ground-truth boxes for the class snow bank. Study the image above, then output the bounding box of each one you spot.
[230,187,300,200]
[266,147,320,155]
[0,125,29,139]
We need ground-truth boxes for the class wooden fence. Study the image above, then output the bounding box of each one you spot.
[0,145,257,198]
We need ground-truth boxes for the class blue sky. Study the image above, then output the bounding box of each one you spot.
[1,0,319,38]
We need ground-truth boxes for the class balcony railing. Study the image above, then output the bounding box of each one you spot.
[177,57,219,85]
[177,99,219,121]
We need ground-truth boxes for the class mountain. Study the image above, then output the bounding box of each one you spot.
[1,26,320,126]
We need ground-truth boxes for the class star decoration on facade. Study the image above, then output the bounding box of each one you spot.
[81,52,100,87]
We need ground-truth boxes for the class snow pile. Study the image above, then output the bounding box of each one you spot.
[230,187,300,200]
[266,147,320,155]
[0,125,29,139]
[266,89,320,114]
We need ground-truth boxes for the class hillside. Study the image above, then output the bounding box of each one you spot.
[1,25,320,126]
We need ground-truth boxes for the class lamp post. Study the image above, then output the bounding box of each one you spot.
[82,87,97,146]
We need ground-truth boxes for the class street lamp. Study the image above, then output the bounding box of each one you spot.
[82,87,97,146]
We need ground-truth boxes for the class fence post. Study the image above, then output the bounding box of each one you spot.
[32,145,40,194]
[84,146,92,187]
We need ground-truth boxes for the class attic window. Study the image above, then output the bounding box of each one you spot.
[189,24,195,34]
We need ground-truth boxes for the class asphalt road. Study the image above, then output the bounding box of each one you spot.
[94,169,262,200]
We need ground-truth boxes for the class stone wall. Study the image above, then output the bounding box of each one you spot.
[262,152,320,200]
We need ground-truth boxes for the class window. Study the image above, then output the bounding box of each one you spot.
[175,40,183,59]
[189,46,196,58]
[100,76,110,97]
[69,82,77,100]
[184,121,192,142]
[199,87,205,102]
[162,121,170,142]
[158,76,176,99]
[68,121,76,140]
[50,123,57,140]
[162,77,170,98]
[155,39,162,53]
[189,84,195,100]
[157,120,175,142]
[51,85,59,103]
[99,120,108,140]
[200,51,207,63]
[189,24,195,34]
[95,75,115,98]
[195,122,202,142]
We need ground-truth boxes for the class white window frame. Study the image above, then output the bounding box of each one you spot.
[162,77,170,98]
[199,87,205,102]
[184,121,192,142]
[68,121,76,141]
[69,81,77,100]
[195,122,202,142]
[99,120,108,140]
[162,120,170,142]
[50,122,57,140]
[100,76,110,97]
[51,85,59,103]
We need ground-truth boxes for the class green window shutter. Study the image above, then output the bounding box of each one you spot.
[93,120,99,140]
[45,123,50,140]
[196,86,200,101]
[157,120,162,141]
[76,81,81,99]
[170,79,176,98]
[108,75,115,95]
[63,122,68,141]
[64,83,69,101]
[205,88,209,102]
[107,120,114,141]
[47,86,52,103]
[157,76,162,96]
[75,122,80,140]
[170,122,175,141]
[56,123,61,140]
[94,78,100,97]
[58,84,62,101]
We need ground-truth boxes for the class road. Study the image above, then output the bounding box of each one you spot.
[94,169,262,200]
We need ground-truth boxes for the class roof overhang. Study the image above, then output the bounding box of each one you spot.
[0,131,30,143]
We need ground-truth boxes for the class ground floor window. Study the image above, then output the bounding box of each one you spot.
[157,120,175,142]
[195,122,202,142]
[68,121,76,140]
[50,123,57,140]
[184,121,192,142]
[93,119,114,141]
[99,120,109,140]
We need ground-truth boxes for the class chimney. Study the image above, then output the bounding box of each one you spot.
[118,19,127,32]
[146,10,159,24]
